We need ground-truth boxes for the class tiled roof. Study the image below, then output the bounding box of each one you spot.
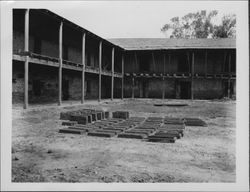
[108,38,236,50]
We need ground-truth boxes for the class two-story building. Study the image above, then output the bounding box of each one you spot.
[12,9,236,108]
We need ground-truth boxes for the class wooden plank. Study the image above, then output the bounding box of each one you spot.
[99,41,102,102]
[111,47,114,100]
[121,53,124,100]
[24,9,29,109]
[58,21,63,106]
[81,32,86,104]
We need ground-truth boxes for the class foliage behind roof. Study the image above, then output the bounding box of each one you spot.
[108,38,236,50]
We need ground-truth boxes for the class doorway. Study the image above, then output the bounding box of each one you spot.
[176,81,191,99]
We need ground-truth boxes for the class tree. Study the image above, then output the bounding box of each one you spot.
[212,14,236,38]
[161,10,236,39]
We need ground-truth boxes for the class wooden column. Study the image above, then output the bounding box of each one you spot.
[81,32,86,104]
[205,50,207,77]
[98,41,102,102]
[228,52,231,98]
[191,51,194,100]
[111,47,115,100]
[58,21,63,106]
[121,53,124,100]
[24,9,29,109]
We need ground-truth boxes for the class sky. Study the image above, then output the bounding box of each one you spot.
[47,1,238,39]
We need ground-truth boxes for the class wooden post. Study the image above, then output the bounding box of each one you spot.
[121,53,124,100]
[98,41,102,102]
[111,47,114,100]
[24,9,29,109]
[81,32,86,104]
[58,21,63,106]
[191,51,194,100]
[132,77,135,99]
[205,50,207,77]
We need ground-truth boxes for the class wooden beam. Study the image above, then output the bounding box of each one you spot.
[98,41,102,102]
[111,47,114,100]
[81,32,86,104]
[121,53,124,100]
[24,9,29,109]
[191,51,194,100]
[58,21,63,106]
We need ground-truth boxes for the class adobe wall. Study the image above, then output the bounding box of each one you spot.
[12,61,101,103]
[193,79,224,99]
[123,78,176,99]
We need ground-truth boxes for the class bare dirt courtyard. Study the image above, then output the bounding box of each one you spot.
[12,99,236,182]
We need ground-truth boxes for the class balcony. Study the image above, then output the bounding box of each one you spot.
[12,51,123,78]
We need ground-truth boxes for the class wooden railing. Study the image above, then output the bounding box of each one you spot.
[13,51,123,77]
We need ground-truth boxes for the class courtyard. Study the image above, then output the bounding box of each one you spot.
[12,99,235,182]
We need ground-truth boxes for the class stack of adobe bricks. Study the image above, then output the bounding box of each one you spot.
[59,110,207,143]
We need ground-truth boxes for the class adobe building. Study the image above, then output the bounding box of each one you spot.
[12,9,236,109]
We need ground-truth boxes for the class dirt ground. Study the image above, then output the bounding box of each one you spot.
[12,99,236,183]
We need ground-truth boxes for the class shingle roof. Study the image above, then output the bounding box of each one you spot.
[108,38,236,50]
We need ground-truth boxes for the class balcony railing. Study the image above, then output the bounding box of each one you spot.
[13,51,122,78]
